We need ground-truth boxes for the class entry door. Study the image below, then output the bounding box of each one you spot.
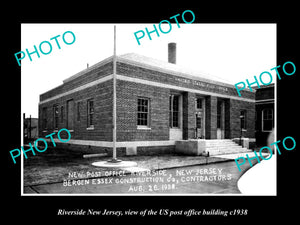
[169,95,183,140]
[67,100,74,130]
[196,113,203,138]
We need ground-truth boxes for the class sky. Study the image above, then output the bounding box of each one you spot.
[21,23,276,118]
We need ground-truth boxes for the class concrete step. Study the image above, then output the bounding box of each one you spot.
[206,147,249,152]
[207,148,251,156]
[207,147,249,152]
[206,143,239,147]
[205,140,239,146]
[175,139,250,156]
[206,147,247,152]
[203,139,250,156]
[205,139,233,143]
[205,144,243,148]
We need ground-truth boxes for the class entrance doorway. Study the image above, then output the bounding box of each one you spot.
[195,113,203,138]
[169,94,183,140]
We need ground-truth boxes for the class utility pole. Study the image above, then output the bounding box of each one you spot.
[108,25,121,163]
[89,25,136,168]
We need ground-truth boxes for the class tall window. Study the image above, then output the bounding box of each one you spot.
[169,95,180,128]
[87,99,94,128]
[196,98,202,109]
[240,110,247,130]
[262,108,273,131]
[137,98,149,126]
[53,104,59,129]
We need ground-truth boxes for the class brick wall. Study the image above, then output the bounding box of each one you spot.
[224,99,231,138]
[205,96,218,139]
[229,99,255,138]
[117,62,255,99]
[38,79,113,142]
[116,79,170,142]
[182,92,196,140]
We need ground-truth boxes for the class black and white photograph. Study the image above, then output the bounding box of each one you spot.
[20,23,277,195]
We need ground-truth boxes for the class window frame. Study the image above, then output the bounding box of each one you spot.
[169,95,181,128]
[262,108,273,132]
[137,97,150,128]
[196,98,202,109]
[87,99,94,129]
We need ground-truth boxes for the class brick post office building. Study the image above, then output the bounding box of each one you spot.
[39,43,256,156]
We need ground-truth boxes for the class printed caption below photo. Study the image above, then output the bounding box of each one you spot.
[58,208,248,217]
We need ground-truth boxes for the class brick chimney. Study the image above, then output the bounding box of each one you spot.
[168,42,176,64]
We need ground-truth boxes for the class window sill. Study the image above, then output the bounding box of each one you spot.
[170,127,181,130]
[137,126,151,130]
[86,127,94,130]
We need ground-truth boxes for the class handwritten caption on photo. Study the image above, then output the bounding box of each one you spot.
[63,167,232,193]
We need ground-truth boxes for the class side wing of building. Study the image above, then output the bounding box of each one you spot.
[38,58,114,149]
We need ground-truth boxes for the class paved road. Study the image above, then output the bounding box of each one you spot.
[25,159,255,195]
